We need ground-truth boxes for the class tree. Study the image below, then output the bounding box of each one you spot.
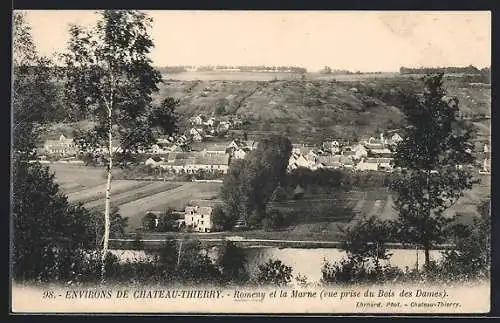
[177,238,221,284]
[63,10,177,282]
[255,259,293,286]
[270,185,287,202]
[340,216,394,269]
[246,135,292,218]
[142,213,158,231]
[217,241,249,284]
[87,206,128,247]
[12,12,58,162]
[220,135,292,228]
[11,12,96,283]
[211,205,236,231]
[215,98,228,116]
[391,73,477,269]
[220,159,253,226]
[438,198,490,280]
[157,208,178,232]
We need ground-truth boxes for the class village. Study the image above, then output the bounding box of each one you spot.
[40,112,492,176]
[39,112,491,236]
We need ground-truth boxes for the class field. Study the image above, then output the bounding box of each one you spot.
[50,164,222,232]
[162,71,400,82]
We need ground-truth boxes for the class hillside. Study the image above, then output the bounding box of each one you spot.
[155,79,404,143]
[39,74,490,144]
[153,75,490,143]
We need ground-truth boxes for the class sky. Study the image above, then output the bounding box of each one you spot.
[19,10,491,72]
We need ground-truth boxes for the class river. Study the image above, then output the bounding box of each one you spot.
[110,247,443,283]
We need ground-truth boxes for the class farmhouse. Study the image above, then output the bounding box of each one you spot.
[322,140,341,154]
[189,128,204,142]
[43,134,76,156]
[350,144,368,159]
[190,115,204,126]
[202,143,230,155]
[145,156,163,167]
[193,154,230,173]
[233,148,248,160]
[340,156,354,169]
[184,206,213,232]
[356,158,379,171]
[369,148,393,157]
[356,158,394,171]
[317,155,342,169]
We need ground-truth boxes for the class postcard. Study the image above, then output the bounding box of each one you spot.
[11,10,491,314]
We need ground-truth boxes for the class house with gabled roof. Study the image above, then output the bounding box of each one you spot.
[340,156,354,169]
[43,134,76,156]
[193,153,230,173]
[184,205,213,232]
[317,155,342,169]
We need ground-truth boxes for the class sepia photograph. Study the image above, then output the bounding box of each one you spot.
[10,10,491,314]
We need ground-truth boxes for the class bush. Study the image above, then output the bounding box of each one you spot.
[321,258,404,285]
[142,213,158,231]
[217,241,249,285]
[212,206,237,231]
[255,259,293,286]
[262,209,288,231]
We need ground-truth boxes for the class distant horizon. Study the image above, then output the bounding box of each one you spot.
[19,10,491,73]
[152,64,491,73]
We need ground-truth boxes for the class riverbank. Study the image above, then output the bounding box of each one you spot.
[110,235,454,250]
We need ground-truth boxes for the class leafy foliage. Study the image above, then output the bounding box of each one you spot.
[391,73,477,267]
[62,10,177,164]
[217,241,249,285]
[437,198,490,280]
[221,135,292,228]
[255,259,293,286]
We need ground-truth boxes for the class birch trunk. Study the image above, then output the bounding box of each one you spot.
[101,69,114,284]
[101,106,112,284]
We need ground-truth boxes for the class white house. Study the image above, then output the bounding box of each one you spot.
[351,144,368,159]
[306,150,318,162]
[369,148,393,157]
[233,148,247,160]
[43,134,76,156]
[317,155,342,169]
[193,154,230,173]
[391,133,403,143]
[218,121,231,132]
[295,154,315,169]
[145,157,163,167]
[184,206,213,232]
[190,115,204,126]
[226,140,240,152]
[322,140,341,154]
[356,157,393,171]
[204,117,215,127]
[356,158,379,171]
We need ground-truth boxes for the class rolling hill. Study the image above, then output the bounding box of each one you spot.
[153,74,490,143]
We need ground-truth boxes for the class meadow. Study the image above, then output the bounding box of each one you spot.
[50,164,222,232]
[49,160,490,239]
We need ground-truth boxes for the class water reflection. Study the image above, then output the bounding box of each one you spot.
[111,247,443,283]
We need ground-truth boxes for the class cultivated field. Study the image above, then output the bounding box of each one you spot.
[50,164,222,232]
[50,163,489,238]
[162,71,401,82]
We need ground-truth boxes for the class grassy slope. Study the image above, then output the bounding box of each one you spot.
[154,75,490,143]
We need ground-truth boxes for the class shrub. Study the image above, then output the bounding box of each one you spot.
[255,259,293,286]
